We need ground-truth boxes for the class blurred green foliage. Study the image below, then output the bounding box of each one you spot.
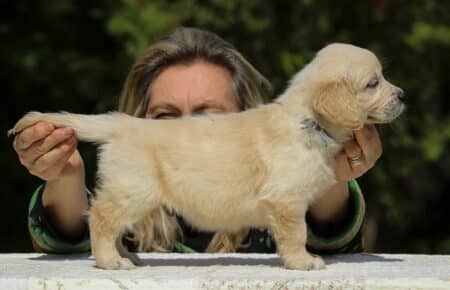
[1,0,449,253]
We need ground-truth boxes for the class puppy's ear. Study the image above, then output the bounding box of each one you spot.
[313,81,366,129]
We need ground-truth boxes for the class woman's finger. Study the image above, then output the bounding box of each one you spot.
[39,144,78,181]
[29,137,77,180]
[354,125,382,166]
[343,139,364,168]
[13,122,55,151]
[335,151,354,181]
[22,127,74,166]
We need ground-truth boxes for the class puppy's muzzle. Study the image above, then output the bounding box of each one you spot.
[388,88,406,121]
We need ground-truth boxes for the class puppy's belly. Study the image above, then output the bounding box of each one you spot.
[182,212,266,232]
[166,199,267,232]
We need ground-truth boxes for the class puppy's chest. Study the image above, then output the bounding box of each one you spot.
[293,147,338,199]
[295,143,337,177]
[267,121,340,193]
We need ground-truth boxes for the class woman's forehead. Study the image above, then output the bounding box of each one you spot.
[148,61,235,107]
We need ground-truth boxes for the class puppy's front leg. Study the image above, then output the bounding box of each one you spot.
[264,201,325,270]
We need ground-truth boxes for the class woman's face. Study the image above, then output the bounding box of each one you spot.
[146,60,240,119]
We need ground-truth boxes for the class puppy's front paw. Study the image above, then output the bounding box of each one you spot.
[96,257,137,270]
[284,255,326,271]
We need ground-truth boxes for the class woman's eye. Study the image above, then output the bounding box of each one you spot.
[155,112,177,119]
[366,78,379,89]
[194,108,223,115]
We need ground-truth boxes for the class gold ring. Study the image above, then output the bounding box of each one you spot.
[349,153,364,166]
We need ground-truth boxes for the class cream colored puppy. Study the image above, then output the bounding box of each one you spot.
[10,43,405,270]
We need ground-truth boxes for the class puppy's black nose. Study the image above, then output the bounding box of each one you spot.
[397,89,406,102]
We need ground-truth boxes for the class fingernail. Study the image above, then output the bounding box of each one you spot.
[63,127,73,136]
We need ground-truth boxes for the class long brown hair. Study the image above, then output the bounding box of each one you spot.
[117,27,271,252]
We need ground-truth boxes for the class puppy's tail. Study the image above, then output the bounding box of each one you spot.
[8,111,130,143]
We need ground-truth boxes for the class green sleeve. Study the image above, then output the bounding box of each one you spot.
[28,184,91,253]
[306,180,365,254]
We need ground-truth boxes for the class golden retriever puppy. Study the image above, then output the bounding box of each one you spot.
[10,43,405,270]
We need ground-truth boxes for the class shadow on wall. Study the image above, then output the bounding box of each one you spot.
[28,253,403,267]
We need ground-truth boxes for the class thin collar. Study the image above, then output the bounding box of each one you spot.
[300,118,334,146]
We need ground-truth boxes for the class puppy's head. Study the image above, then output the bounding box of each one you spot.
[312,43,405,132]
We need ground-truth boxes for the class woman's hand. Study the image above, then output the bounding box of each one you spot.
[13,121,84,181]
[308,125,382,222]
[335,125,382,181]
[13,121,88,239]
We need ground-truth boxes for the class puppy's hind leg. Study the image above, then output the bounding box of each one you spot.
[89,196,136,270]
[264,201,325,270]
[89,189,159,270]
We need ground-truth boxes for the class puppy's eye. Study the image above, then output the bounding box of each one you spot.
[366,78,379,89]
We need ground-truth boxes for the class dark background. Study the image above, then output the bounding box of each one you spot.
[1,0,449,253]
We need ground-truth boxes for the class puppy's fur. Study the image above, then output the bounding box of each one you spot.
[10,43,404,270]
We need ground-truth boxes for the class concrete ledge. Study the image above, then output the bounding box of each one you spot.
[1,253,449,289]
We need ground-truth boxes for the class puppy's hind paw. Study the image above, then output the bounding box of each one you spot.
[308,256,326,270]
[96,257,137,270]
